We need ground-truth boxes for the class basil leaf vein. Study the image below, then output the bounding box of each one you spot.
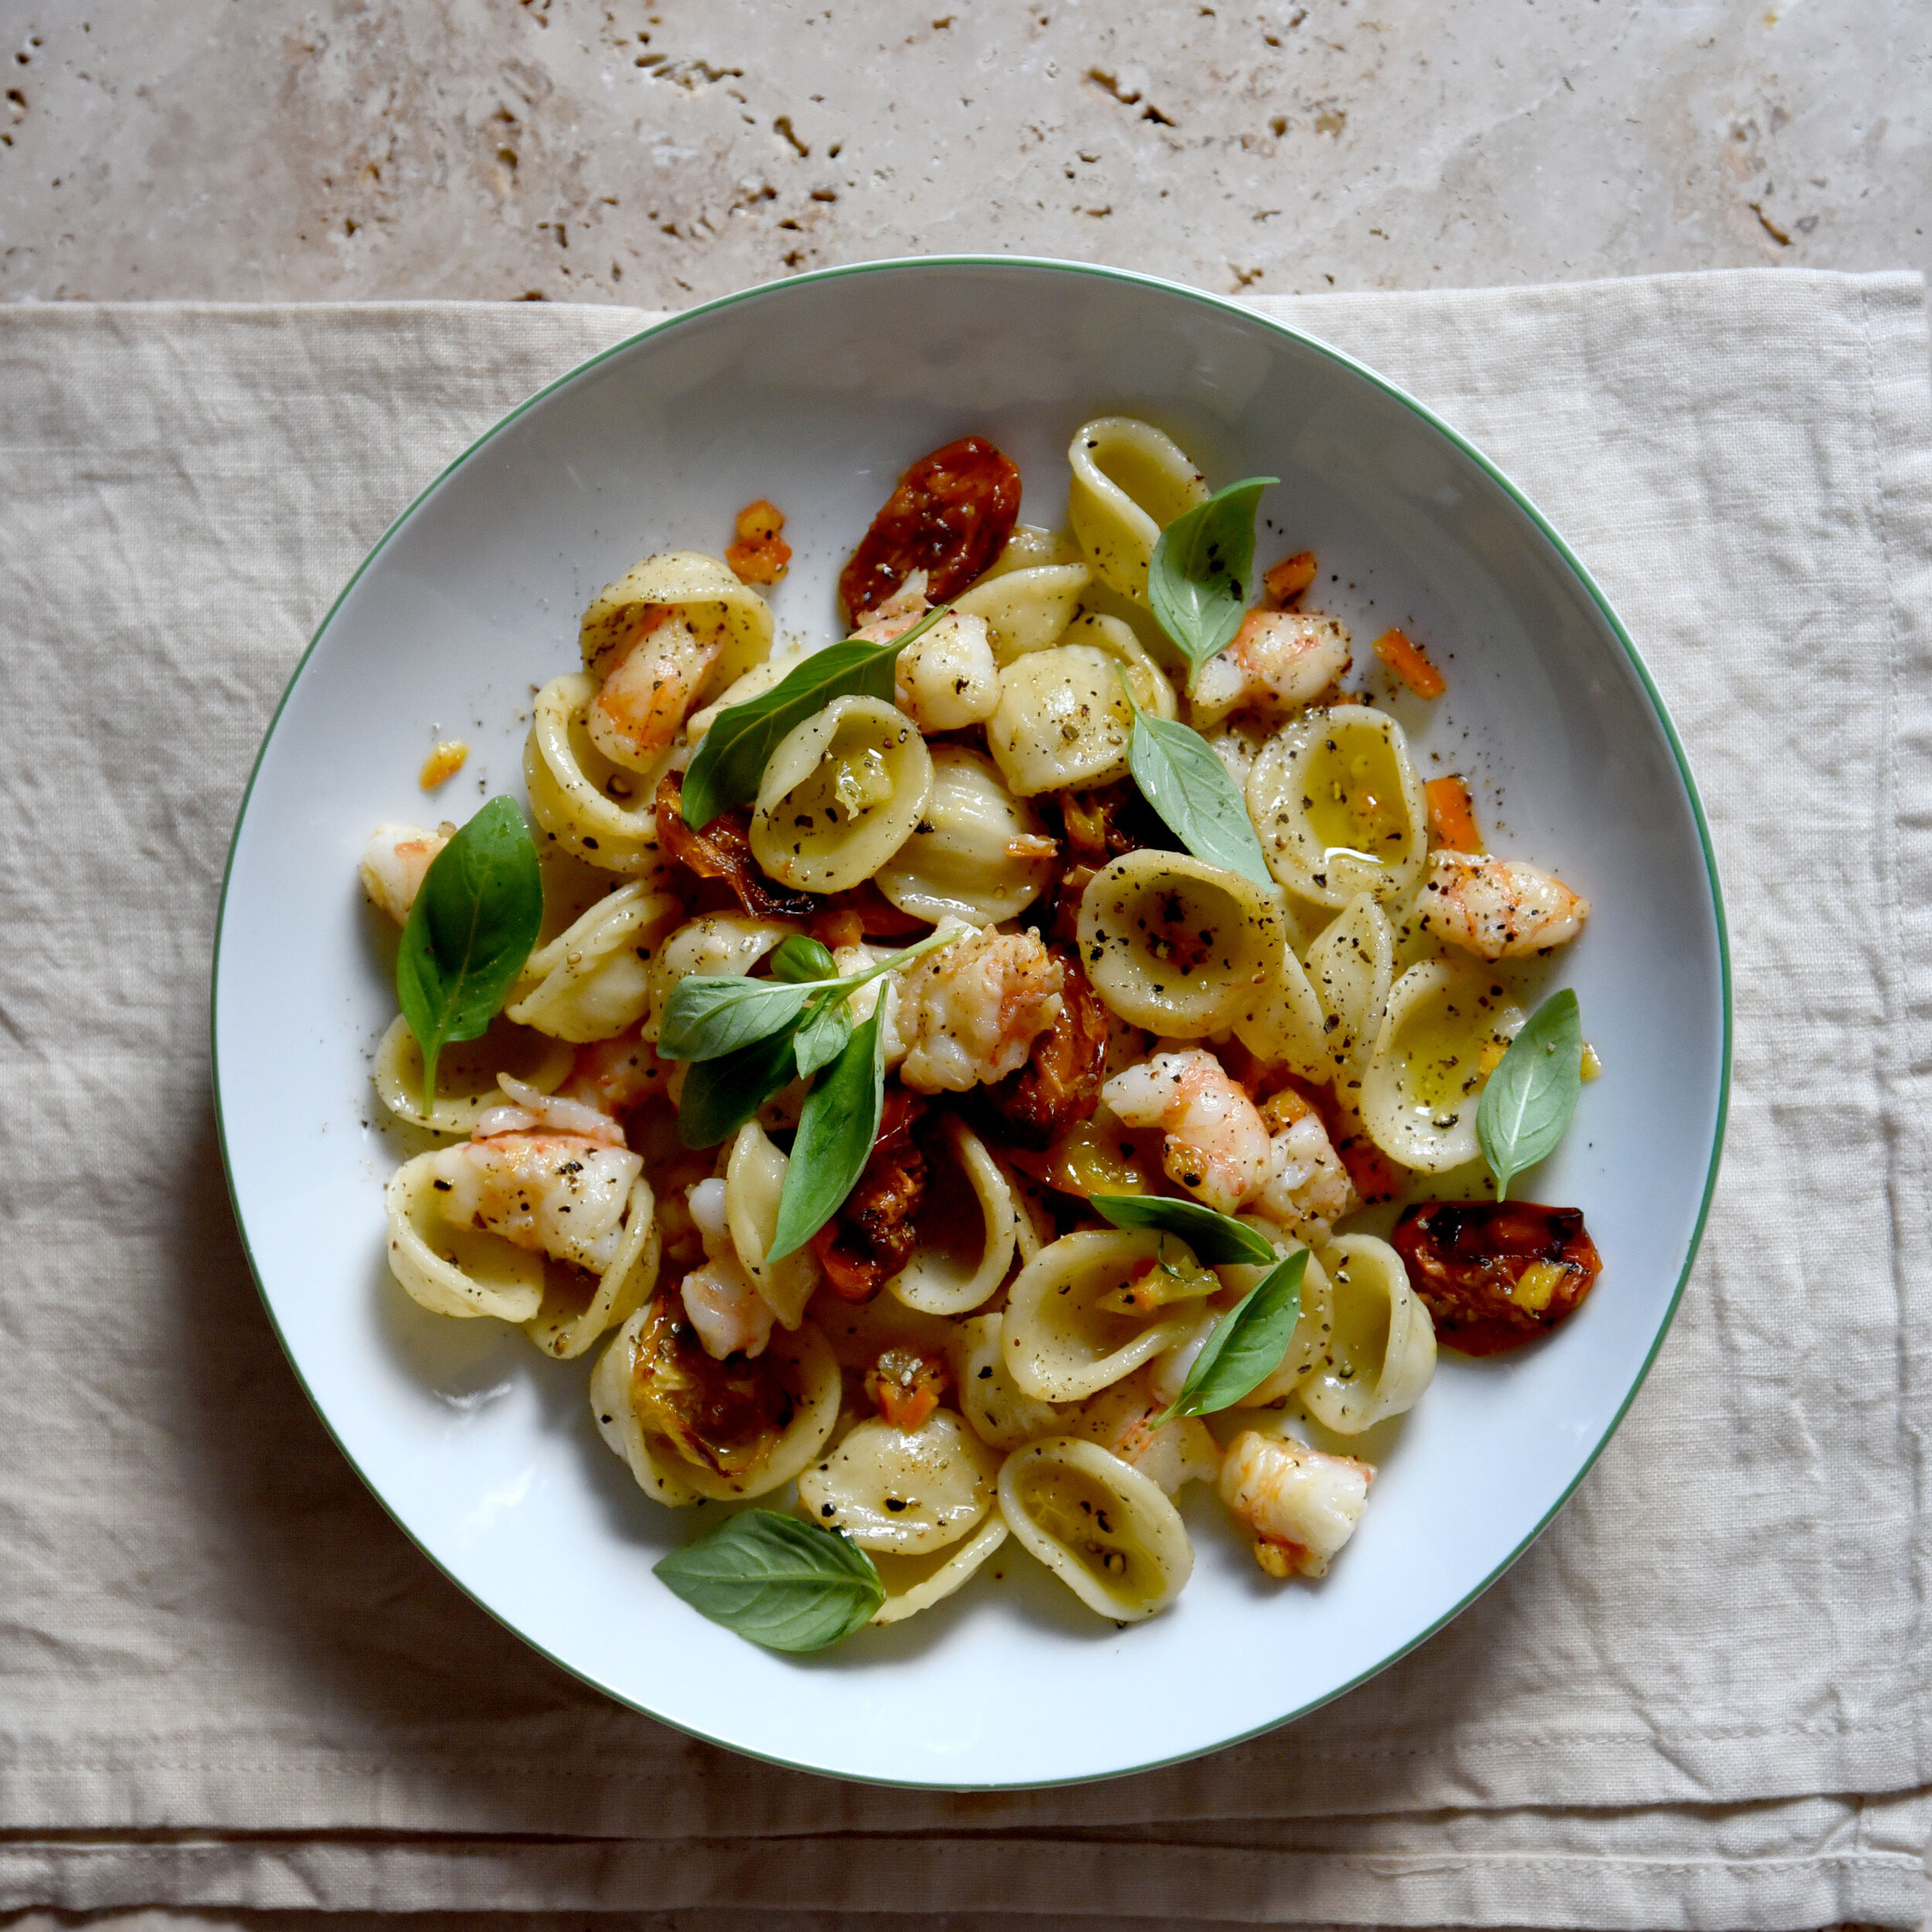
[766,1005,887,1263]
[1089,1193,1278,1267]
[1157,1248,1308,1423]
[679,604,951,830]
[1476,988,1583,1202]
[654,1509,884,1651]
[395,795,544,1111]
[792,995,855,1079]
[1121,685,1274,890]
[1146,475,1277,676]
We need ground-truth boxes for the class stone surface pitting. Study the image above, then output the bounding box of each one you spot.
[1,0,1925,303]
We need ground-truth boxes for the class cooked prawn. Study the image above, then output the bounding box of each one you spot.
[1419,852,1590,960]
[1219,1429,1372,1579]
[680,1177,774,1359]
[894,926,1065,1094]
[429,1094,642,1277]
[558,1025,671,1116]
[1100,1048,1271,1215]
[586,605,723,770]
[1072,1369,1222,1495]
[1255,1086,1359,1240]
[850,570,932,643]
[1189,611,1352,729]
[359,822,451,926]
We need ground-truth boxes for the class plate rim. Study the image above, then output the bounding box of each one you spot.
[209,251,1733,1790]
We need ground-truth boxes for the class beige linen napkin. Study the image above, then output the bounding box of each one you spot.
[0,270,1927,1929]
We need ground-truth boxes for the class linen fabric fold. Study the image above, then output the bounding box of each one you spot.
[0,269,1926,1926]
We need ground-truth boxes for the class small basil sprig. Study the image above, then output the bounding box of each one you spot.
[654,1509,884,1651]
[679,604,952,829]
[1090,1192,1277,1267]
[1477,988,1584,1202]
[395,796,544,1110]
[1117,671,1274,890]
[1155,1247,1308,1424]
[1147,475,1277,678]
[766,1005,888,1263]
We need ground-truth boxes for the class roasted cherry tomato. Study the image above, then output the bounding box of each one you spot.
[1391,1199,1602,1355]
[838,435,1022,624]
[629,1291,798,1475]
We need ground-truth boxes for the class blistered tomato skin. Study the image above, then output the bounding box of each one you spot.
[1391,1199,1602,1355]
[838,437,1024,624]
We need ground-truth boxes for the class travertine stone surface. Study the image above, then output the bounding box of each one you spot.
[1,0,1925,303]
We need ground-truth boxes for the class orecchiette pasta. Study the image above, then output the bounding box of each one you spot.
[886,1114,1017,1317]
[985,643,1138,796]
[372,1012,573,1136]
[873,746,1056,926]
[798,1409,1002,1553]
[524,673,665,875]
[749,696,934,892]
[948,1311,1065,1452]
[1230,942,1333,1085]
[506,884,683,1043]
[1066,416,1209,604]
[1004,1230,1207,1403]
[869,1513,1009,1625]
[1248,704,1428,909]
[1300,1233,1437,1434]
[579,549,774,694]
[952,556,1091,661]
[1077,850,1281,1036]
[643,913,793,1044]
[1304,892,1396,1077]
[998,1435,1194,1620]
[1359,961,1515,1172]
[723,1121,821,1328]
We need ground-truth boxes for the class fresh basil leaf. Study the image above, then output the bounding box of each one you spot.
[1477,988,1583,1202]
[1122,696,1274,891]
[396,795,544,1111]
[1089,1193,1278,1267]
[1156,1248,1308,1423]
[659,975,818,1063]
[675,1024,806,1149]
[792,995,855,1080]
[766,1006,887,1263]
[1147,476,1277,675]
[679,604,951,830]
[654,1509,884,1651]
[770,934,838,983]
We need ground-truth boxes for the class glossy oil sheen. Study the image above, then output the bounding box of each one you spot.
[213,257,1727,1789]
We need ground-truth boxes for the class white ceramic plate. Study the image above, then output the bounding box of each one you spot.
[213,257,1728,1788]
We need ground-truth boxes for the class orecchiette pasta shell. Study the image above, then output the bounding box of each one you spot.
[888,1114,1018,1317]
[978,522,1087,576]
[1301,1233,1437,1434]
[1066,417,1209,605]
[815,1292,958,1374]
[578,549,774,696]
[525,673,665,875]
[949,1312,1066,1451]
[591,1309,842,1502]
[1059,611,1179,719]
[643,913,794,1044]
[723,1121,820,1328]
[870,1513,1009,1626]
[1305,893,1396,1077]
[1004,1229,1204,1403]
[998,1435,1193,1621]
[1230,943,1332,1084]
[798,1410,1002,1553]
[506,885,684,1043]
[986,644,1137,796]
[1359,960,1510,1172]
[526,1177,660,1360]
[372,1012,573,1137]
[384,1151,546,1323]
[875,747,1056,926]
[1247,705,1427,909]
[952,561,1091,661]
[749,696,934,893]
[1077,851,1281,1036]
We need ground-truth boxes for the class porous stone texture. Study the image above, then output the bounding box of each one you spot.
[0,0,1925,303]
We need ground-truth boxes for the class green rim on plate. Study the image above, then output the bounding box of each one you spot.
[211,253,1732,1789]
